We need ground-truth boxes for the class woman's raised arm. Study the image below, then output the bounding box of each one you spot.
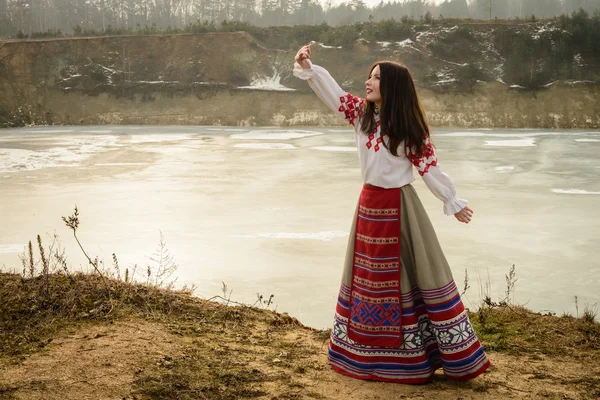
[293,44,364,126]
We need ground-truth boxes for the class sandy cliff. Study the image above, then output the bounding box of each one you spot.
[0,30,598,128]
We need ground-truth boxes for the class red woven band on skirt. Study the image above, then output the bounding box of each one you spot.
[348,184,402,348]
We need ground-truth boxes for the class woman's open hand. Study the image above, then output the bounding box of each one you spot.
[295,44,311,70]
[454,206,474,224]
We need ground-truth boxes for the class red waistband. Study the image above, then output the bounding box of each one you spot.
[362,183,403,192]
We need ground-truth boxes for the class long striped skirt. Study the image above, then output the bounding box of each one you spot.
[328,184,490,384]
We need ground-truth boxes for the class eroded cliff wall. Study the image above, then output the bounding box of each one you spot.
[0,32,598,128]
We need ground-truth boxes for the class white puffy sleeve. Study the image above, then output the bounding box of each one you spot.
[293,60,365,126]
[407,138,468,216]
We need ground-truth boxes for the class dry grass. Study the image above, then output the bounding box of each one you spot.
[0,272,201,360]
[0,271,324,400]
[1,271,600,400]
[470,304,600,357]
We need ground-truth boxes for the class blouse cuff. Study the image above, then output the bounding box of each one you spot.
[443,197,468,216]
[293,60,315,80]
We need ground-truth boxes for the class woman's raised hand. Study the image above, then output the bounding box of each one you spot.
[295,44,312,70]
[454,206,474,224]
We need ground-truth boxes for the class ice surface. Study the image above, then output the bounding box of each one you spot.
[230,130,324,140]
[229,231,349,241]
[485,138,536,147]
[233,143,296,150]
[0,244,24,253]
[312,146,356,152]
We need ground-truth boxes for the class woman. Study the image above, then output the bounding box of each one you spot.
[293,44,490,384]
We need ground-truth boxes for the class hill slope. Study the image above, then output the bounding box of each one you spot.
[0,21,598,128]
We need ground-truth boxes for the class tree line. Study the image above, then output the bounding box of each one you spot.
[1,0,600,37]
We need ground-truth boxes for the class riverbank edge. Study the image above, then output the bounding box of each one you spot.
[1,271,599,399]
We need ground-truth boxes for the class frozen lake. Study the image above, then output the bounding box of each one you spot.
[0,125,599,328]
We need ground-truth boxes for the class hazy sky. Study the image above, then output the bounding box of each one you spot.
[330,0,447,8]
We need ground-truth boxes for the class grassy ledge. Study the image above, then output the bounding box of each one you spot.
[1,271,599,400]
[0,271,329,400]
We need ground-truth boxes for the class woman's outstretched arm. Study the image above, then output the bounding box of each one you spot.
[407,138,473,224]
[293,44,364,126]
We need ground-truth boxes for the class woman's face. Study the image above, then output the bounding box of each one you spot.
[365,65,382,107]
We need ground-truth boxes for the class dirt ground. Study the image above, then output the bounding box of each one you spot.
[1,315,598,400]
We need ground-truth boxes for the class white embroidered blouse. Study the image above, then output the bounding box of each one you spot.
[293,60,467,216]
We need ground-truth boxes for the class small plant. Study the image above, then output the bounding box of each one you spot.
[62,206,106,281]
[582,303,597,324]
[112,253,121,281]
[461,268,470,296]
[504,264,517,304]
[222,281,233,306]
[146,231,178,289]
[28,240,34,277]
[19,232,69,280]
[37,235,49,293]
[37,235,49,276]
[254,293,275,309]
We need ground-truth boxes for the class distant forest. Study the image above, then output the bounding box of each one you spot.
[1,0,600,38]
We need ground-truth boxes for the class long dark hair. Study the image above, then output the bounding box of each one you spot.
[360,61,431,158]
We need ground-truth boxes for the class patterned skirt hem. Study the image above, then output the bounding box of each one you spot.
[329,358,491,384]
[444,359,491,381]
[330,363,438,385]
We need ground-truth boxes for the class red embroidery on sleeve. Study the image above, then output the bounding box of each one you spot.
[407,138,437,176]
[338,93,365,126]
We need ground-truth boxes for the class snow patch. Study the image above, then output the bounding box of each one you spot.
[574,139,600,143]
[495,166,515,172]
[566,80,594,86]
[238,74,296,91]
[485,138,536,147]
[551,189,600,195]
[0,135,120,172]
[435,78,458,85]
[309,41,342,49]
[317,43,342,49]
[532,23,559,40]
[137,80,181,84]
